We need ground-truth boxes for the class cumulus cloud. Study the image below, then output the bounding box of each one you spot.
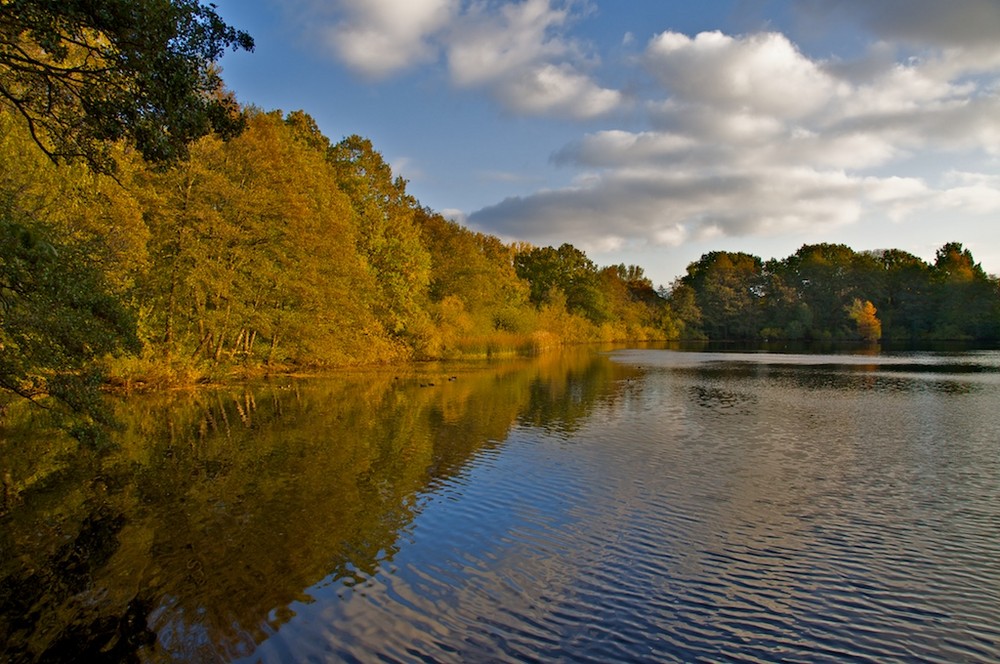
[308,0,622,118]
[446,0,621,118]
[447,0,574,86]
[320,0,458,78]
[937,171,1000,214]
[644,31,844,119]
[471,166,870,252]
[295,1,1000,256]
[493,63,622,117]
[470,23,1000,252]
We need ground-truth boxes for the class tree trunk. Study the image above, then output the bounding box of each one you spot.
[267,333,279,365]
[213,332,226,362]
[191,330,212,359]
[232,328,246,358]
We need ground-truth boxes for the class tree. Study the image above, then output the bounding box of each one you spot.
[328,135,432,347]
[138,111,388,367]
[514,244,609,325]
[0,109,145,435]
[846,299,881,342]
[779,244,862,338]
[0,0,253,170]
[680,251,763,339]
[864,249,932,340]
[0,207,138,440]
[415,208,530,338]
[664,279,703,339]
[932,242,998,339]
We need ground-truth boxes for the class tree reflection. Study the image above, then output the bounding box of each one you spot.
[0,349,633,661]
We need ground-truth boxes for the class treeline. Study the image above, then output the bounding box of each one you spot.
[5,100,1000,414]
[0,107,674,394]
[668,243,1000,342]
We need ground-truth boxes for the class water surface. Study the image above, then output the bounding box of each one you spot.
[2,347,999,662]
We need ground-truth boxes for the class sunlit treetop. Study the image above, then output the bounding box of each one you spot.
[0,0,253,171]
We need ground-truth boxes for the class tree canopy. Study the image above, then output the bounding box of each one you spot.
[667,243,1000,342]
[0,0,253,170]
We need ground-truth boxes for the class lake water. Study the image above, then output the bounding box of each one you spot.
[2,347,999,662]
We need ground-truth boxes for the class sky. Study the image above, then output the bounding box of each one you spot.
[210,0,1000,288]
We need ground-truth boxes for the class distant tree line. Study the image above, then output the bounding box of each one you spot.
[666,243,1000,342]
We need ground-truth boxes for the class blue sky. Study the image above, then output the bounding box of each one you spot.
[212,0,1000,287]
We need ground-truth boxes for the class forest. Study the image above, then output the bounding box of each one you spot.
[2,1,1000,436]
[672,242,1000,343]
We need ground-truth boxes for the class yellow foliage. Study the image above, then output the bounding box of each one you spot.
[847,299,882,341]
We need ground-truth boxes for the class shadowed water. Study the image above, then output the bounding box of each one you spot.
[2,347,999,662]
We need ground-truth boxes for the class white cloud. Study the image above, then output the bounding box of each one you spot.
[861,176,932,221]
[321,0,459,78]
[937,171,1000,215]
[446,0,621,118]
[470,166,870,251]
[303,0,622,118]
[553,130,696,167]
[495,63,622,118]
[645,31,844,119]
[470,24,1000,253]
[447,0,574,86]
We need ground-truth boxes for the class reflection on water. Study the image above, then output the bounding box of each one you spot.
[2,347,1000,662]
[0,349,634,662]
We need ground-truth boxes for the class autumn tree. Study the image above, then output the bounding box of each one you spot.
[846,299,881,342]
[663,279,704,339]
[0,0,255,425]
[597,265,675,339]
[415,208,531,350]
[327,135,432,350]
[0,110,148,298]
[0,109,145,433]
[138,111,388,368]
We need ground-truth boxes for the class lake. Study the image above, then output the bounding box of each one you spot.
[2,346,999,662]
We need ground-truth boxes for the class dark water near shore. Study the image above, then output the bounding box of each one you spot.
[2,347,999,662]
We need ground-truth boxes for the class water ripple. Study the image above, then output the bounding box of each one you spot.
[238,351,1000,663]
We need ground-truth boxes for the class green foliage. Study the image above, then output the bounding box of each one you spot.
[0,0,253,170]
[680,251,763,339]
[515,243,611,324]
[676,242,1000,342]
[931,242,998,339]
[0,207,138,440]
